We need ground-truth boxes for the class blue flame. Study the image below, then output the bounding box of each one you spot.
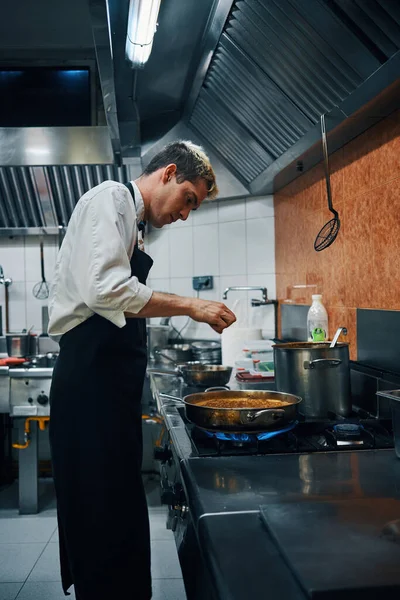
[205,421,298,442]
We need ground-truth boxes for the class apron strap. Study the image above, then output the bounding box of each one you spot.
[125,182,146,236]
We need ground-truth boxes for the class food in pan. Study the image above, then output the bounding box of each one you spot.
[195,398,290,409]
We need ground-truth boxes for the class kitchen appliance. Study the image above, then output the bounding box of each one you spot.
[273,341,351,418]
[9,366,52,417]
[150,370,395,600]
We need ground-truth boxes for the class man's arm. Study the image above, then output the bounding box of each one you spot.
[125,291,236,334]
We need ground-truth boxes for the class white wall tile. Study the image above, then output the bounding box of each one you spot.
[0,238,25,281]
[246,196,274,219]
[218,199,246,223]
[169,278,194,298]
[246,217,275,275]
[169,278,194,336]
[219,221,246,276]
[193,224,219,276]
[169,228,194,278]
[146,230,170,279]
[24,238,57,283]
[147,278,170,293]
[191,201,218,226]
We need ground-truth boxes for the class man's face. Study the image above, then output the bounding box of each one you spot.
[148,165,209,228]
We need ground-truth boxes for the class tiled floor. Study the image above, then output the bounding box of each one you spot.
[0,477,187,600]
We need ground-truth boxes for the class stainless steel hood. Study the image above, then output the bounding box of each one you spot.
[184,0,400,194]
[0,0,399,235]
[0,160,141,236]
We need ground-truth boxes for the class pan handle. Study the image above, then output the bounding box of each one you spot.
[242,409,286,423]
[147,368,181,377]
[205,386,230,392]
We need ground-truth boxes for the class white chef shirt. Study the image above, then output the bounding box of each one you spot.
[48,180,153,338]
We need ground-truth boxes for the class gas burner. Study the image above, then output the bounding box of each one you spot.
[333,423,364,446]
[203,421,298,444]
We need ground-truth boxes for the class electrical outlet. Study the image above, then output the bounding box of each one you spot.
[192,276,213,291]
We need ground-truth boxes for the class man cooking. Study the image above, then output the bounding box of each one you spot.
[48,140,236,600]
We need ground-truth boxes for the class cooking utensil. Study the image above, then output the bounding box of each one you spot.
[330,326,347,348]
[33,240,49,299]
[191,340,221,364]
[151,352,233,387]
[314,114,341,251]
[273,342,351,418]
[161,389,302,433]
[6,333,30,357]
[154,343,193,365]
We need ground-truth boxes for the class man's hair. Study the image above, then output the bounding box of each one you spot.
[143,140,218,199]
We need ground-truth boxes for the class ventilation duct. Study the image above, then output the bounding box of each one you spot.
[0,163,138,236]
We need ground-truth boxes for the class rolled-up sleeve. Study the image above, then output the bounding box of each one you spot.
[70,187,152,328]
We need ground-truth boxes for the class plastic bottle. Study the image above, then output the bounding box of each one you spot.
[307,295,328,342]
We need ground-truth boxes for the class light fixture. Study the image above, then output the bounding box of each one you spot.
[125,0,162,69]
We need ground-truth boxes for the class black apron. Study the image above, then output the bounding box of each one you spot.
[49,184,153,600]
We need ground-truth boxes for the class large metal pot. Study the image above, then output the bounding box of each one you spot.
[162,389,302,433]
[6,333,30,357]
[273,342,351,418]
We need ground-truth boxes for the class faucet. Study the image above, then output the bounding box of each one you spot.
[222,286,268,303]
[222,285,279,341]
[0,265,12,288]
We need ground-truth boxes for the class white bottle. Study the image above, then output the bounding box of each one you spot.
[307,295,328,342]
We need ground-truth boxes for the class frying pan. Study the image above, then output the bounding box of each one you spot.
[161,388,302,433]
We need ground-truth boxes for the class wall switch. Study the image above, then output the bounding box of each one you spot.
[193,276,213,291]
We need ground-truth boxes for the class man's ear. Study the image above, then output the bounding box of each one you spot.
[162,163,177,183]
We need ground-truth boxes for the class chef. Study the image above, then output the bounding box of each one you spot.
[48,140,236,600]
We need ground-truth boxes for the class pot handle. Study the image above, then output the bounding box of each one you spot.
[243,409,286,423]
[158,393,183,403]
[304,358,342,370]
[205,386,230,392]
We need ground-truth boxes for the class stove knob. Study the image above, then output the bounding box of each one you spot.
[37,393,49,406]
[154,444,172,463]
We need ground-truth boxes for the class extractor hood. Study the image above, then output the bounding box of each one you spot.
[0,0,399,236]
[183,0,400,194]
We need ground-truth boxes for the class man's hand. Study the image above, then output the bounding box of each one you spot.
[188,298,236,334]
[125,291,236,333]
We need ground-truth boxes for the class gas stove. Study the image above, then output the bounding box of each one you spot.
[153,375,394,458]
[180,406,394,456]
